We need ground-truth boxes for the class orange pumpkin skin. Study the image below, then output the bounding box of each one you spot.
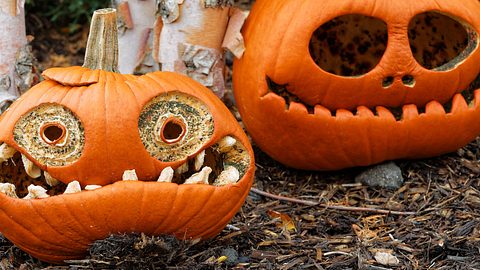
[0,67,254,263]
[233,0,480,170]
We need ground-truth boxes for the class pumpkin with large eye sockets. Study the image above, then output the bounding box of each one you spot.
[0,9,254,263]
[233,0,480,170]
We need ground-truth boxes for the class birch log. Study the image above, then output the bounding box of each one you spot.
[156,0,247,98]
[115,0,158,74]
[0,0,35,113]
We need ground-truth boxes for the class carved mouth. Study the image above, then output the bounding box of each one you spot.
[265,74,480,119]
[0,136,251,200]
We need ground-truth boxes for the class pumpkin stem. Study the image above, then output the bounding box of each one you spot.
[83,8,119,72]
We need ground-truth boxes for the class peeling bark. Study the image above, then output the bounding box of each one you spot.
[115,0,159,74]
[156,0,246,98]
[0,0,37,113]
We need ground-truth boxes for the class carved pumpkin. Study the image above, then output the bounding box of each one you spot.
[233,0,480,170]
[0,9,254,263]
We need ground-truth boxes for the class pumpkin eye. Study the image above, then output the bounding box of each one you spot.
[13,104,85,167]
[138,92,214,162]
[408,11,478,71]
[309,14,388,77]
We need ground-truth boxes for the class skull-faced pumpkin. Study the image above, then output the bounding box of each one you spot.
[0,9,254,263]
[233,0,480,170]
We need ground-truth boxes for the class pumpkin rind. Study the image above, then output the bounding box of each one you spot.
[233,0,480,170]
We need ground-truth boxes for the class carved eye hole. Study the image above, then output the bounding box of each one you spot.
[40,123,67,146]
[310,14,388,77]
[408,12,478,71]
[160,117,186,144]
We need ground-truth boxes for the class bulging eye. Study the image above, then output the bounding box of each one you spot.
[13,104,85,167]
[138,92,214,162]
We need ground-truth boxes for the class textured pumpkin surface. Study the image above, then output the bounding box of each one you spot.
[0,67,255,262]
[233,0,480,170]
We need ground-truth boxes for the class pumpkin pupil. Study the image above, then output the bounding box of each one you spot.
[408,12,476,71]
[309,14,388,77]
[162,119,185,143]
[43,125,64,143]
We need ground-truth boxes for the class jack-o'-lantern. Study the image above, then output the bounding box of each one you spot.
[0,9,254,263]
[233,0,480,170]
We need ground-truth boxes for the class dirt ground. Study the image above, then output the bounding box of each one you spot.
[1,1,480,269]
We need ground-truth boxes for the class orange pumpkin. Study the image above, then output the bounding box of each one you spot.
[0,9,254,263]
[233,0,480,170]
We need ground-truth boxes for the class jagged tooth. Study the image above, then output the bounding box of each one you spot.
[24,184,49,199]
[217,136,236,153]
[214,166,240,186]
[336,109,354,119]
[0,143,16,163]
[426,100,446,115]
[184,167,212,185]
[376,106,395,121]
[85,185,102,191]
[44,171,60,187]
[314,105,332,117]
[452,93,469,113]
[356,106,374,118]
[194,150,206,171]
[474,89,480,108]
[21,154,41,179]
[175,162,189,175]
[64,180,81,194]
[402,104,419,120]
[122,169,138,181]
[0,183,18,198]
[289,102,308,114]
[158,167,174,183]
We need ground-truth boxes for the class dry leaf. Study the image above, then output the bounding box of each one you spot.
[267,210,297,232]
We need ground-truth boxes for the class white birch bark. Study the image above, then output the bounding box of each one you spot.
[156,0,245,98]
[115,0,158,74]
[0,0,28,112]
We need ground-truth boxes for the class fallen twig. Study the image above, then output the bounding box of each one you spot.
[251,188,416,216]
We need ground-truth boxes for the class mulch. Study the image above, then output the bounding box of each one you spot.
[1,1,479,269]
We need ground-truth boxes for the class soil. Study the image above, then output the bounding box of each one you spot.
[1,2,479,269]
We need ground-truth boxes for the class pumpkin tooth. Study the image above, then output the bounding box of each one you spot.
[451,93,468,113]
[0,183,18,198]
[175,162,189,175]
[122,169,138,181]
[24,185,49,199]
[473,89,480,108]
[184,166,212,185]
[376,106,395,121]
[356,106,374,118]
[194,150,206,171]
[21,154,41,179]
[85,185,102,191]
[217,136,236,153]
[314,105,332,117]
[44,171,60,187]
[426,100,446,115]
[402,104,419,120]
[158,167,174,183]
[64,181,81,194]
[213,166,240,186]
[0,143,17,163]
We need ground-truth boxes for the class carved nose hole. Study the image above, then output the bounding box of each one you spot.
[402,75,416,87]
[382,76,394,88]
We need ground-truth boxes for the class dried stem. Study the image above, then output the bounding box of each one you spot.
[83,8,119,72]
[250,188,417,216]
